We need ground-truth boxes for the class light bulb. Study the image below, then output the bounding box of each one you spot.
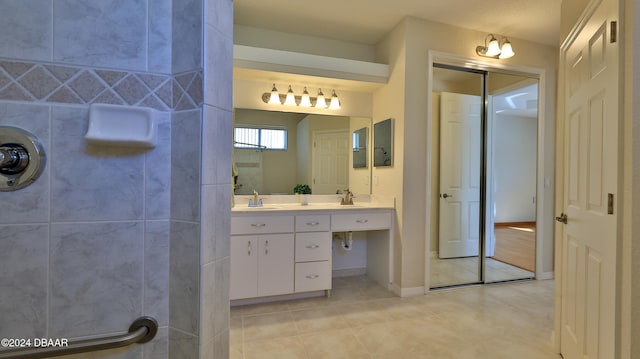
[486,36,501,57]
[284,85,297,106]
[299,87,312,107]
[315,88,327,108]
[268,84,281,104]
[498,40,515,59]
[329,90,341,110]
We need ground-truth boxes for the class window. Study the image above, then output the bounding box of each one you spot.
[234,127,287,150]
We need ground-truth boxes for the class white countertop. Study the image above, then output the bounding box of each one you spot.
[231,194,395,214]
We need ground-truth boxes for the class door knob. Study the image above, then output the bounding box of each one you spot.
[441,193,453,199]
[555,213,568,224]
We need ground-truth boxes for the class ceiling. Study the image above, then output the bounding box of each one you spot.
[234,0,562,47]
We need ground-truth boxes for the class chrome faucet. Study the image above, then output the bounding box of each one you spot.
[340,189,354,205]
[248,189,263,207]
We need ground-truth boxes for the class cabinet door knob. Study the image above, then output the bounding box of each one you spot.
[355,219,369,224]
[251,223,266,227]
[306,244,320,249]
[306,222,320,226]
[306,274,319,279]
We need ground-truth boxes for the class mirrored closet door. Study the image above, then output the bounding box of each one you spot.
[430,64,538,289]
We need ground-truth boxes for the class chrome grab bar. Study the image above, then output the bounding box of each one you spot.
[0,316,158,359]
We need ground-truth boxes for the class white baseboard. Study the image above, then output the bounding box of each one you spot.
[391,283,425,297]
[537,271,554,280]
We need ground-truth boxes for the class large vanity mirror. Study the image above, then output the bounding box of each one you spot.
[233,108,372,195]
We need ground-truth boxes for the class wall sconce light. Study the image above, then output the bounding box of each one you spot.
[476,34,515,59]
[261,85,342,110]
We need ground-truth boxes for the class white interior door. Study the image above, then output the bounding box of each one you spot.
[560,0,619,358]
[312,130,349,194]
[439,92,481,258]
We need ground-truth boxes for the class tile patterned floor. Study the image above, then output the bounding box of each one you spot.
[230,276,560,359]
[430,257,535,288]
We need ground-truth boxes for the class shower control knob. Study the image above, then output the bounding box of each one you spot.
[0,126,46,192]
[0,144,30,175]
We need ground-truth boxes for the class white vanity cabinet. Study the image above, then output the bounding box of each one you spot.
[231,206,394,303]
[294,214,332,293]
[230,216,294,300]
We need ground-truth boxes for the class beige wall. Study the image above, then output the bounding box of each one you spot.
[560,0,591,42]
[373,21,408,289]
[373,16,558,289]
[234,25,377,62]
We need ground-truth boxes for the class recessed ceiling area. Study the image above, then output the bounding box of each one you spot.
[234,0,561,47]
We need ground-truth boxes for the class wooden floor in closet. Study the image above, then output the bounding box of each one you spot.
[492,222,536,273]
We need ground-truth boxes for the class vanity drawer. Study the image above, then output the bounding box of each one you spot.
[295,232,331,262]
[295,214,330,232]
[295,261,331,293]
[231,215,294,235]
[331,211,392,231]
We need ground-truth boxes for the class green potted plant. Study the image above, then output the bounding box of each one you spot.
[293,184,312,205]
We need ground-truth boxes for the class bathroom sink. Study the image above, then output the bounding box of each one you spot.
[242,204,282,210]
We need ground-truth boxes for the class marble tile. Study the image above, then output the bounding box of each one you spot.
[50,222,144,338]
[290,307,349,334]
[213,330,230,359]
[242,312,298,342]
[238,300,291,317]
[0,103,50,224]
[200,331,229,359]
[53,0,146,71]
[144,326,168,359]
[169,221,200,335]
[243,336,306,359]
[201,184,231,264]
[0,224,49,338]
[200,259,230,342]
[204,25,233,110]
[145,113,171,219]
[50,106,145,221]
[202,104,232,186]
[0,0,52,61]
[148,0,172,74]
[170,110,201,222]
[335,300,391,326]
[205,0,233,37]
[231,275,562,359]
[145,221,170,327]
[301,329,370,359]
[168,328,198,359]
[172,0,202,73]
[62,345,142,359]
[229,316,242,347]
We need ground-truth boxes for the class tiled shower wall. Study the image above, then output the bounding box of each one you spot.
[0,0,232,358]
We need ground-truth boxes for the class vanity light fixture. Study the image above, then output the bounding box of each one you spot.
[329,90,341,110]
[299,87,312,107]
[284,85,297,106]
[476,34,515,59]
[268,84,281,104]
[262,85,342,110]
[315,88,327,109]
